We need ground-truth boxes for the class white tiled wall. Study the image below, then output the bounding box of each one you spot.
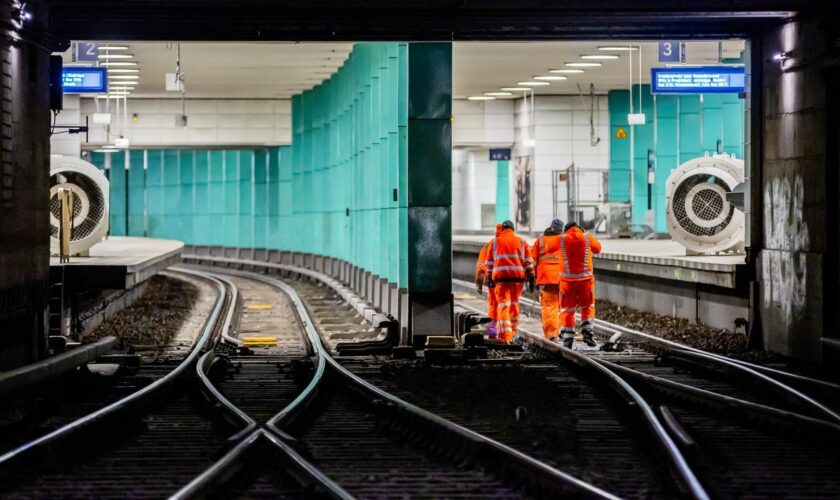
[77,98,292,147]
[452,147,498,231]
[513,96,610,231]
[452,99,515,147]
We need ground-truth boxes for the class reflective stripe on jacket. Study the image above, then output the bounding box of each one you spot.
[559,227,602,282]
[532,234,564,285]
[490,229,533,282]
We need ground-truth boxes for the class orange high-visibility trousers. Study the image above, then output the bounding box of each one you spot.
[486,285,499,336]
[539,284,560,339]
[559,280,596,338]
[495,282,524,342]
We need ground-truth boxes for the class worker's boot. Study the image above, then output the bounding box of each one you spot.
[561,332,574,349]
[582,329,597,347]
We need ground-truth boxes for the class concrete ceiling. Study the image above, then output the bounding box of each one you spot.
[63,42,354,99]
[61,39,743,100]
[452,40,746,99]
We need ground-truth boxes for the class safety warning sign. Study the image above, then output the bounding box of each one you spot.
[615,127,627,139]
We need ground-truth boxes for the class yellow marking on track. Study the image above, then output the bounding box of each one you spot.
[242,336,277,347]
[246,304,273,310]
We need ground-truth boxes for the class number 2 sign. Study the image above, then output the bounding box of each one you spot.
[76,42,99,62]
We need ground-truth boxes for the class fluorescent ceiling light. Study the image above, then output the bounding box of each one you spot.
[581,54,619,60]
[110,86,136,90]
[468,95,495,100]
[107,69,139,73]
[98,45,129,51]
[501,87,531,91]
[517,81,550,86]
[100,62,138,67]
[106,92,131,97]
[598,46,638,51]
[534,75,567,81]
[109,75,140,80]
[98,54,134,59]
[93,149,119,153]
[485,92,513,96]
[550,69,584,74]
[565,62,602,67]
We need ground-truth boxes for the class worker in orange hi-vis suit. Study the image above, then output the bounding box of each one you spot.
[487,220,535,343]
[531,218,565,340]
[475,224,503,338]
[558,221,602,349]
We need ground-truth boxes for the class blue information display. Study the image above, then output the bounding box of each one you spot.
[651,66,745,94]
[62,67,108,93]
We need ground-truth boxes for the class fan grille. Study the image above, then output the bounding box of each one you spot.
[49,172,105,240]
[672,174,734,237]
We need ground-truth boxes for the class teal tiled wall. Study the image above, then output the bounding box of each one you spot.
[608,85,745,231]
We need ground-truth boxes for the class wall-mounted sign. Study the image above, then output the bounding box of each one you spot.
[489,148,511,161]
[75,42,99,62]
[62,67,108,93]
[658,41,682,62]
[651,66,745,94]
[615,127,627,139]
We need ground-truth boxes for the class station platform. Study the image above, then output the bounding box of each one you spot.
[453,234,750,331]
[50,237,183,291]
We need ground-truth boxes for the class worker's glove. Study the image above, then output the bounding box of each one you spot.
[527,276,536,294]
[487,279,495,288]
[475,275,483,295]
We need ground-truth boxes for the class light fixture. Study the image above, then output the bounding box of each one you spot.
[501,87,531,91]
[550,69,584,74]
[485,92,513,96]
[106,69,139,73]
[517,81,550,86]
[598,46,638,51]
[100,62,138,67]
[534,75,567,81]
[97,54,134,59]
[98,45,130,51]
[109,75,140,80]
[110,86,136,90]
[565,62,602,67]
[772,51,792,68]
[581,54,619,60]
[94,149,118,154]
[468,95,495,100]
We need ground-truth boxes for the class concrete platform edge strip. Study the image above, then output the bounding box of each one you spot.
[182,254,394,331]
[0,336,117,396]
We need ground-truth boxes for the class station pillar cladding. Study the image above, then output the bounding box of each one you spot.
[0,0,52,369]
[758,14,840,364]
[406,43,453,342]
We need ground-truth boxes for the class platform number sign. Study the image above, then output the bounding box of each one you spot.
[658,41,681,63]
[76,42,99,62]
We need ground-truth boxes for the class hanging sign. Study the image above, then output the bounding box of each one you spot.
[658,41,681,62]
[75,42,99,62]
[489,148,511,161]
[651,66,745,94]
[615,127,628,139]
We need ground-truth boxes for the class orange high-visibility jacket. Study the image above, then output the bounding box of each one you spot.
[558,227,602,282]
[489,229,534,282]
[475,225,502,280]
[531,233,564,285]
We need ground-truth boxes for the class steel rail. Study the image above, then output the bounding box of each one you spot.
[170,268,346,500]
[0,268,229,471]
[209,267,619,499]
[457,300,710,500]
[453,277,840,422]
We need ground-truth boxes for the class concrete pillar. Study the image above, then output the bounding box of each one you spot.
[496,159,510,223]
[406,43,452,342]
[0,0,52,369]
[758,15,836,363]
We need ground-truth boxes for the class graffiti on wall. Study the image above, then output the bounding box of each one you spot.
[514,156,531,231]
[762,175,810,323]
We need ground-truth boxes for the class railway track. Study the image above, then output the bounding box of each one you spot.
[453,278,840,497]
[180,267,616,498]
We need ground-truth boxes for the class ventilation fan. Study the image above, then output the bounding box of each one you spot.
[49,155,110,256]
[665,154,745,255]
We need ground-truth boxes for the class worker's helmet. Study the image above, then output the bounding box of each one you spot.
[501,220,515,231]
[563,221,579,232]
